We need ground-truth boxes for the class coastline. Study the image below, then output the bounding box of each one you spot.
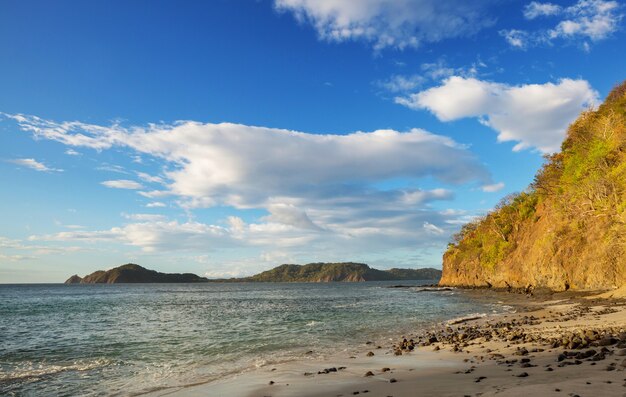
[145,289,626,397]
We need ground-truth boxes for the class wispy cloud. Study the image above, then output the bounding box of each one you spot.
[524,2,562,19]
[481,182,505,192]
[136,171,165,184]
[101,179,144,190]
[146,201,166,208]
[274,0,496,50]
[502,0,623,49]
[8,158,63,172]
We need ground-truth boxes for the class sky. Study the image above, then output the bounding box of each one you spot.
[0,0,624,282]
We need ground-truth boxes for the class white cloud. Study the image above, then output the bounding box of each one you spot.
[136,171,165,184]
[30,220,231,253]
[97,164,129,174]
[376,74,425,93]
[101,180,144,190]
[524,2,562,19]
[481,182,505,192]
[8,114,495,261]
[146,202,166,208]
[423,222,445,235]
[122,213,167,222]
[274,0,495,50]
[377,59,487,96]
[396,76,598,153]
[500,29,529,48]
[549,0,622,41]
[401,188,453,204]
[8,158,62,172]
[0,253,33,261]
[65,149,81,156]
[8,116,491,205]
[504,0,623,49]
[263,203,322,230]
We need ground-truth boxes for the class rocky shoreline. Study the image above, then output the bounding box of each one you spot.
[146,291,626,397]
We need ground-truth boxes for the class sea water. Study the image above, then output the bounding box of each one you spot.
[0,282,503,396]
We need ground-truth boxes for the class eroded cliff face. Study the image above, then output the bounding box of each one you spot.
[440,82,626,292]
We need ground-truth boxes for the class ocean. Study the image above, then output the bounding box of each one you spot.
[0,282,504,396]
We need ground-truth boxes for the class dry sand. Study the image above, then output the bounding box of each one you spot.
[145,291,626,397]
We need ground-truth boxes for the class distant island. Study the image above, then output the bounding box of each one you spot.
[65,262,442,284]
[65,264,209,284]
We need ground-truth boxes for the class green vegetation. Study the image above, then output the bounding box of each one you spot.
[65,264,208,284]
[67,263,442,284]
[237,262,441,282]
[441,81,626,291]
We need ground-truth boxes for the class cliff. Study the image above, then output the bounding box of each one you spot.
[65,264,208,284]
[440,81,626,291]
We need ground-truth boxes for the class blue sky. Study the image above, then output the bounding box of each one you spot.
[1,0,624,282]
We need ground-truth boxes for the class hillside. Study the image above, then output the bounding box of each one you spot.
[239,262,441,282]
[440,81,626,291]
[65,264,208,284]
[65,263,442,284]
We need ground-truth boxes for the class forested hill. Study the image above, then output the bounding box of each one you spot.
[65,264,208,284]
[236,262,441,282]
[440,81,626,291]
[66,262,442,283]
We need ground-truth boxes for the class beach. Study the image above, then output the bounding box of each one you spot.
[147,289,626,397]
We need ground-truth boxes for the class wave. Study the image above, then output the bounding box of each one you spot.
[0,358,117,384]
[445,313,487,325]
[411,286,456,292]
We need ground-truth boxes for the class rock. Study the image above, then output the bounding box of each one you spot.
[389,378,397,383]
[598,337,618,346]
[381,367,390,372]
[269,381,275,385]
[616,349,626,356]
[366,351,375,357]
[364,371,374,377]
[516,372,529,377]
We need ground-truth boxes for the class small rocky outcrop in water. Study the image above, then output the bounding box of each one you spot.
[440,81,626,291]
[65,264,208,284]
[65,274,83,284]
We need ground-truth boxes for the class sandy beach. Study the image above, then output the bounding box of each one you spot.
[145,289,626,397]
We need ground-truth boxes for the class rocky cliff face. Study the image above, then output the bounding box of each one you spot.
[440,82,626,291]
[65,264,208,284]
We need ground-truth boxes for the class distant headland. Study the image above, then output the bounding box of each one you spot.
[65,262,442,284]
